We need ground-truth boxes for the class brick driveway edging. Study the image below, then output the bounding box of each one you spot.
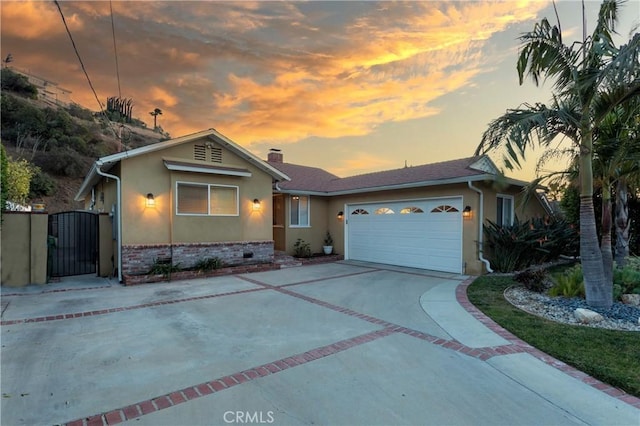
[455,276,640,409]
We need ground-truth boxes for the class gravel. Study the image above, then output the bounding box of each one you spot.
[504,286,640,332]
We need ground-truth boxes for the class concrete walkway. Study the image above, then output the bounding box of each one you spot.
[1,262,638,426]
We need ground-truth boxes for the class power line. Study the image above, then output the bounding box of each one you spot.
[53,0,107,116]
[109,0,122,99]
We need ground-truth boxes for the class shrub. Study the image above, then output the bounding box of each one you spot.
[29,167,56,198]
[193,257,223,272]
[148,258,181,277]
[514,268,548,293]
[1,69,38,99]
[484,217,579,272]
[33,147,90,177]
[66,103,95,121]
[294,238,312,258]
[613,267,640,300]
[549,265,585,298]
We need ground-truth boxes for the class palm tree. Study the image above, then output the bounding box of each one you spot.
[149,108,162,129]
[475,0,640,308]
[606,99,640,267]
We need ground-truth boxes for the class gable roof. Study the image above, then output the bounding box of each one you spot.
[269,155,530,196]
[75,128,290,201]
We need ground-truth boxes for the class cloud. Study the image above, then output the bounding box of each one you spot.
[1,1,547,143]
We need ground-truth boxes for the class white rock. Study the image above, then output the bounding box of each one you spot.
[621,294,640,306]
[574,308,604,324]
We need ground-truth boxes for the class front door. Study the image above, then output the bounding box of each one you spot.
[272,194,285,251]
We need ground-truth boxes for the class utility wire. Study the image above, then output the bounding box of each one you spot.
[53,0,107,117]
[109,0,122,99]
[54,0,126,148]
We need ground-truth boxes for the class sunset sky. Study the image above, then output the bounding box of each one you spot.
[2,1,638,180]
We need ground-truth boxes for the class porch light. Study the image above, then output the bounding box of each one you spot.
[253,198,261,210]
[146,193,155,208]
[337,211,344,221]
[463,205,472,220]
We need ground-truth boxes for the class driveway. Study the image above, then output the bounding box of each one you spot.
[1,262,638,426]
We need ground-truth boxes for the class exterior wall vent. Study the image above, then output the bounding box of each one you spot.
[194,144,223,163]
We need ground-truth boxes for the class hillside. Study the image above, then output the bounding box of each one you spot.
[1,68,165,213]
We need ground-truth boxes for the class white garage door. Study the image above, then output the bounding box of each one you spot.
[346,198,463,273]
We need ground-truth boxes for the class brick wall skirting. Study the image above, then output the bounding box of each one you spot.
[121,241,274,277]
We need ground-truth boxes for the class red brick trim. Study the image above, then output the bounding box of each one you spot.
[456,277,640,409]
[62,328,395,426]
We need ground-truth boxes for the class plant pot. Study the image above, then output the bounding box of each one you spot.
[323,246,333,255]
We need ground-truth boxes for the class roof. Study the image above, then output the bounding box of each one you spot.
[75,128,290,201]
[269,155,531,196]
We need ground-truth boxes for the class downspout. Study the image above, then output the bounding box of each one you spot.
[468,181,493,273]
[95,161,122,282]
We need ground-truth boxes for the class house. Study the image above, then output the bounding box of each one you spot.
[266,150,548,275]
[75,129,548,283]
[75,129,289,282]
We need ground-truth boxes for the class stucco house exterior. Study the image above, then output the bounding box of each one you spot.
[267,150,549,276]
[75,129,290,282]
[75,128,549,282]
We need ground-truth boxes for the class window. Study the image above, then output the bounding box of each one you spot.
[176,182,238,216]
[431,205,459,213]
[497,195,514,226]
[400,207,424,214]
[290,195,309,226]
[374,207,395,214]
[351,208,369,215]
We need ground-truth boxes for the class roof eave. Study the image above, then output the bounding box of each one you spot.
[275,174,520,196]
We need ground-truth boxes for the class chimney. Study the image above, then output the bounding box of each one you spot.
[268,148,283,163]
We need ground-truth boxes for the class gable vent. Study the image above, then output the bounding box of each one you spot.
[194,144,223,163]
[194,144,206,161]
[210,146,222,163]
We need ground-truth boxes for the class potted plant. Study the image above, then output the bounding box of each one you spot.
[323,231,333,255]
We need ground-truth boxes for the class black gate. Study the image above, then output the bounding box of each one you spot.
[48,211,98,277]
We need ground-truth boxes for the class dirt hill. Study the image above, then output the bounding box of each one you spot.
[1,68,165,213]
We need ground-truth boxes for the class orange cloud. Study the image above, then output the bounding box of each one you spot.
[1,1,84,39]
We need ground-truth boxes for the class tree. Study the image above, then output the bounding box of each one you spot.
[149,108,162,129]
[1,144,8,215]
[475,0,640,308]
[5,156,34,207]
[592,99,640,274]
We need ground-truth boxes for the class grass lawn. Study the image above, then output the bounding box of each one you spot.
[467,275,640,397]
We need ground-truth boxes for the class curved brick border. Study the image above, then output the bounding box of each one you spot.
[457,276,640,409]
[6,267,637,425]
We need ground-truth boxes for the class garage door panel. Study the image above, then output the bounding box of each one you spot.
[347,198,462,273]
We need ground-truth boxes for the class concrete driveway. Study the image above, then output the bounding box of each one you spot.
[1,262,638,426]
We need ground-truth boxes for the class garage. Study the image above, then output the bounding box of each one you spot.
[346,197,463,273]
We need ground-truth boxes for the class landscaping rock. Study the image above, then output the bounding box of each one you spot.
[621,294,640,306]
[574,308,604,324]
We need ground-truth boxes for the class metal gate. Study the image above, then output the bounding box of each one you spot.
[48,211,98,277]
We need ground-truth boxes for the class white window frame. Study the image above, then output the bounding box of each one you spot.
[175,181,239,216]
[496,194,514,226]
[289,195,310,227]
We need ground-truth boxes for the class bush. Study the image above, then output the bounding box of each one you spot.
[484,217,579,272]
[1,69,38,99]
[613,267,640,300]
[294,238,311,258]
[193,257,223,272]
[514,269,548,292]
[148,258,181,277]
[29,168,56,198]
[66,103,95,121]
[33,147,90,177]
[549,265,585,298]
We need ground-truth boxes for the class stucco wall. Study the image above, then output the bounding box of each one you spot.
[1,212,48,287]
[289,181,549,275]
[281,195,330,255]
[118,139,274,246]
